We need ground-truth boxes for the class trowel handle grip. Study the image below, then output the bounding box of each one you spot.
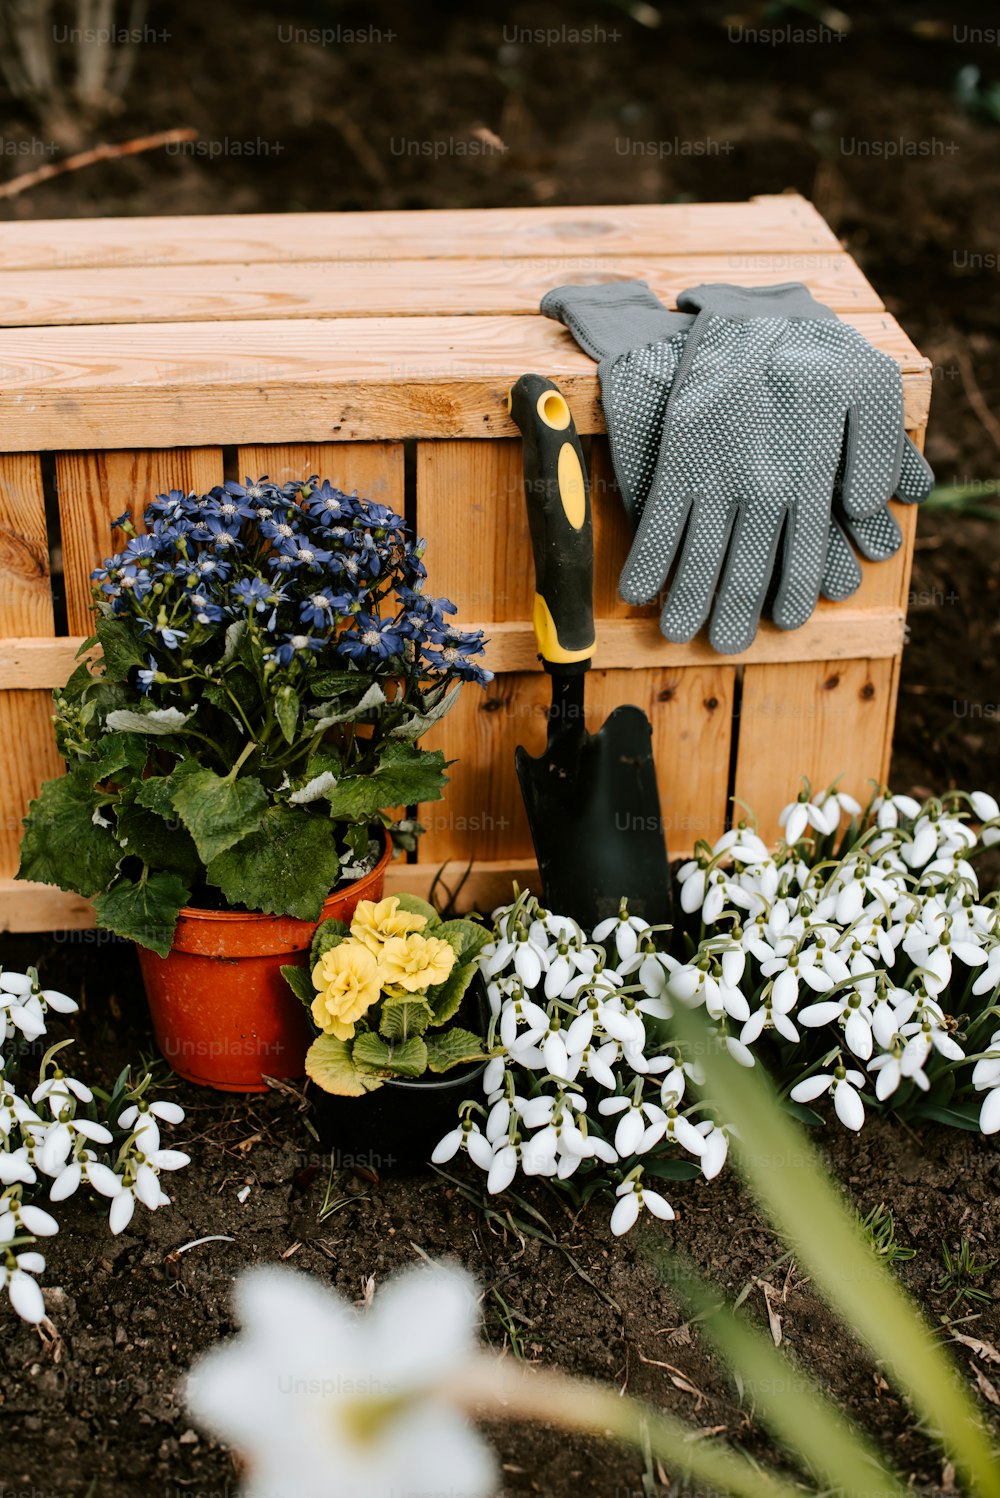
[507,374,595,671]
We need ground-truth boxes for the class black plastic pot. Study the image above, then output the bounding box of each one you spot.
[311,980,490,1174]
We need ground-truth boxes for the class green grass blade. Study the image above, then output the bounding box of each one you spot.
[671,1266,908,1497]
[668,1005,1000,1497]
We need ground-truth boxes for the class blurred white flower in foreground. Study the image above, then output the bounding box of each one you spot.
[186,1262,496,1498]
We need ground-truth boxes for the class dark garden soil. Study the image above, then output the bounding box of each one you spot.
[2,1,1000,1494]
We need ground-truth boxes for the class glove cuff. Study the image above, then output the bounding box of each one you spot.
[541,280,694,360]
[677,281,838,321]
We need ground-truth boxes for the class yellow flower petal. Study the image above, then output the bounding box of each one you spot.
[377,933,457,993]
[351,896,427,954]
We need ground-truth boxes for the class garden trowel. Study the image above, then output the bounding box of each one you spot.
[507,373,672,931]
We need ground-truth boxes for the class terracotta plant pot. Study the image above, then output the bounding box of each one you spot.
[136,837,393,1093]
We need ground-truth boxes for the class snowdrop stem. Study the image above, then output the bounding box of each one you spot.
[450,1355,804,1498]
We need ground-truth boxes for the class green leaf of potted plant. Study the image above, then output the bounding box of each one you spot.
[284,893,492,1169]
[17,477,492,1091]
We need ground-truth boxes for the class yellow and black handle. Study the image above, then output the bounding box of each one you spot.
[507,374,595,675]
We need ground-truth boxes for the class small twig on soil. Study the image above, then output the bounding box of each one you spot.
[173,1235,236,1256]
[0,127,197,199]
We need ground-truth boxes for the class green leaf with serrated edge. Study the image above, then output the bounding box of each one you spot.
[275,684,300,745]
[379,997,434,1041]
[306,1033,382,1097]
[389,684,462,740]
[353,1032,427,1078]
[426,960,479,1026]
[324,743,448,822]
[57,660,98,704]
[424,1028,485,1074]
[170,765,269,864]
[205,804,345,920]
[93,871,190,957]
[95,618,148,682]
[435,918,491,961]
[17,770,122,896]
[135,772,185,819]
[114,796,200,880]
[310,917,352,968]
[281,963,317,1011]
[391,892,441,927]
[78,732,148,788]
[310,670,371,697]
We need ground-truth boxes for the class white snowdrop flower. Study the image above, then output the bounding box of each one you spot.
[677,861,709,914]
[979,1086,1000,1135]
[872,793,921,829]
[610,1178,675,1236]
[2,1259,46,1324]
[109,1189,136,1235]
[598,1097,646,1157]
[779,793,836,846]
[487,1143,518,1195]
[186,1263,495,1498]
[696,1123,729,1180]
[813,790,862,834]
[790,1068,867,1131]
[592,910,651,964]
[34,1074,94,1108]
[867,1052,904,1102]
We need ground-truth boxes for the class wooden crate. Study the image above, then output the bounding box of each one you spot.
[0,195,931,929]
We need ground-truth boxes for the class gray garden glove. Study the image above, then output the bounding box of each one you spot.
[541,281,933,652]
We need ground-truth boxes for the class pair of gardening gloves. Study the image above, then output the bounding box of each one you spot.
[541,280,934,654]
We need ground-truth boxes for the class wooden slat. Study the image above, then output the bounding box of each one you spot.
[416,440,534,625]
[0,196,840,271]
[0,311,931,453]
[0,879,97,932]
[0,690,64,878]
[55,447,224,634]
[733,657,897,842]
[0,453,53,635]
[236,442,405,508]
[419,665,734,866]
[0,252,882,328]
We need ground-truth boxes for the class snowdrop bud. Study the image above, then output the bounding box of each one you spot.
[487,1144,518,1195]
[482,1057,505,1094]
[109,1190,136,1235]
[8,1268,45,1324]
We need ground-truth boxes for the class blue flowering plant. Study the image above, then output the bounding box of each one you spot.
[18,476,491,956]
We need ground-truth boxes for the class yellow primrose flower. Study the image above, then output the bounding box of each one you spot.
[377,933,456,994]
[311,940,382,1041]
[350,897,427,955]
